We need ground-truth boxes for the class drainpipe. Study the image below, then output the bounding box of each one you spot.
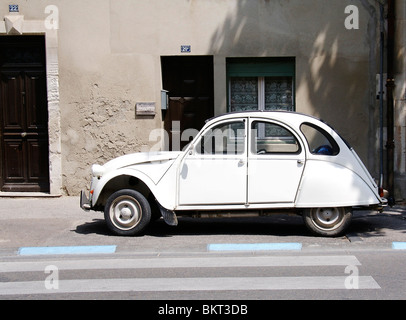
[378,2,384,193]
[385,0,395,205]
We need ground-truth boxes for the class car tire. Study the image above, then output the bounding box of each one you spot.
[302,207,352,237]
[104,189,151,236]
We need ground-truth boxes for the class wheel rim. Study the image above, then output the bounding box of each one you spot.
[310,207,344,231]
[109,195,142,231]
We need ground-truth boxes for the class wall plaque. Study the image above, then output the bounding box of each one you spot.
[181,45,191,53]
[136,102,156,116]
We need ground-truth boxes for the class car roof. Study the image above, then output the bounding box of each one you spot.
[206,110,324,125]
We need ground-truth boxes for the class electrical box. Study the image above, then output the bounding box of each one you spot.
[161,90,169,110]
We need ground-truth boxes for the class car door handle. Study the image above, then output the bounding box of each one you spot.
[238,159,245,166]
[297,159,304,165]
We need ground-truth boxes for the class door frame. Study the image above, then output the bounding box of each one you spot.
[161,55,214,151]
[178,118,248,206]
[0,15,61,195]
[247,117,306,205]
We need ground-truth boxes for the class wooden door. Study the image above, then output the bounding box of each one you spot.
[0,36,49,192]
[161,56,214,151]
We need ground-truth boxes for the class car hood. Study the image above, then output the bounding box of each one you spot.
[102,151,182,171]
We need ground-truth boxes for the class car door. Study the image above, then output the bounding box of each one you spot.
[247,118,305,204]
[178,119,247,206]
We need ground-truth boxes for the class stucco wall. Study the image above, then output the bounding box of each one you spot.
[57,0,379,195]
[394,0,406,199]
[2,0,400,197]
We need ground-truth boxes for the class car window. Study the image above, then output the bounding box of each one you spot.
[251,121,300,154]
[300,122,340,156]
[197,121,245,155]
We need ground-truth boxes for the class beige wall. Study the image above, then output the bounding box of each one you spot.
[1,0,403,198]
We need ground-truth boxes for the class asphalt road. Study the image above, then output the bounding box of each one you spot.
[0,197,405,302]
[0,196,405,252]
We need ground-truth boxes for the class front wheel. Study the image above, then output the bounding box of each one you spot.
[104,189,151,236]
[302,207,352,237]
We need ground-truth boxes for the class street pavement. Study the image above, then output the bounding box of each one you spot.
[0,196,406,301]
[0,196,405,255]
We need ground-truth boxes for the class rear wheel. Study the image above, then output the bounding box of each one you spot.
[104,189,151,236]
[303,207,352,237]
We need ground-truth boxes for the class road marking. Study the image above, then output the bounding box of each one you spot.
[392,242,406,250]
[0,276,380,295]
[207,242,302,251]
[0,255,361,272]
[18,245,117,255]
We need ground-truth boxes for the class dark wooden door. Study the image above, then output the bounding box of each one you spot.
[161,56,214,151]
[0,36,49,192]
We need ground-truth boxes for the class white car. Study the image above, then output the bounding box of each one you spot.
[80,111,386,237]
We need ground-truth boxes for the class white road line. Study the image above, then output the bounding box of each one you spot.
[0,255,361,272]
[0,276,380,295]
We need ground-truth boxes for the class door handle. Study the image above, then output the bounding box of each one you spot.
[297,159,304,165]
[238,159,245,166]
[21,132,27,138]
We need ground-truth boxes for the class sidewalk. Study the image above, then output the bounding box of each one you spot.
[0,196,405,255]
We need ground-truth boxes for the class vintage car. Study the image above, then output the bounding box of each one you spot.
[80,111,386,237]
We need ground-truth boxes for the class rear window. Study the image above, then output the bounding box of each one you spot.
[300,123,340,156]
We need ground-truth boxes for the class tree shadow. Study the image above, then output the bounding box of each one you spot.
[208,0,380,173]
[349,209,406,238]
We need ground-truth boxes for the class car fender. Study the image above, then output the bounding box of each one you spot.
[91,168,157,205]
[295,160,381,208]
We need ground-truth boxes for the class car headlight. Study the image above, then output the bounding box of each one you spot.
[91,164,105,179]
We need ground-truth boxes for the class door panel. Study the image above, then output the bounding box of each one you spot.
[248,158,304,203]
[179,120,247,206]
[3,139,25,182]
[25,71,48,130]
[179,158,247,205]
[247,119,305,204]
[27,138,49,182]
[1,73,24,131]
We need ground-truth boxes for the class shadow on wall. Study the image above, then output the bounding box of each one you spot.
[206,0,380,175]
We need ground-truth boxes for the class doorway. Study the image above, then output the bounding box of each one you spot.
[0,36,50,192]
[161,56,214,151]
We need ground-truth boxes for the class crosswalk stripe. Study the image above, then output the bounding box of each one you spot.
[0,276,380,295]
[0,255,361,272]
[0,255,380,296]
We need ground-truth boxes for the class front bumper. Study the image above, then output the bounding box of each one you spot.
[80,190,91,211]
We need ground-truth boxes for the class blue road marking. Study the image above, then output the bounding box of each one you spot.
[392,242,406,250]
[18,245,117,255]
[207,243,302,251]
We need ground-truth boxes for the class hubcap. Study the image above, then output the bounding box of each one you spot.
[311,207,343,231]
[109,196,142,231]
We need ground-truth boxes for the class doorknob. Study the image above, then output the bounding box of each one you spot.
[21,132,27,138]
